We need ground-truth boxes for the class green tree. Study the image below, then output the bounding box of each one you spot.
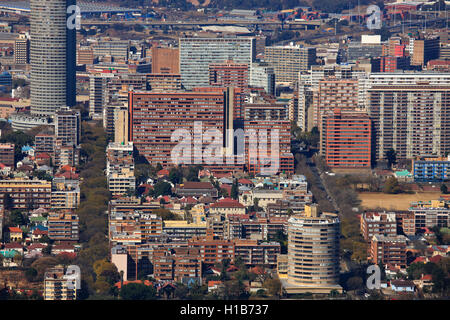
[119,283,157,300]
[3,194,13,211]
[230,179,239,200]
[386,149,397,168]
[441,184,448,194]
[346,276,363,290]
[152,181,172,197]
[25,268,38,282]
[383,177,402,194]
[263,278,282,297]
[169,167,183,184]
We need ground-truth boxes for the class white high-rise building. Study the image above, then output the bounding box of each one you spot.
[250,62,275,96]
[179,37,255,90]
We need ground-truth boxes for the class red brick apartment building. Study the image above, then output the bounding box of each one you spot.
[129,91,226,166]
[0,143,14,167]
[360,211,397,242]
[153,247,202,282]
[322,108,372,168]
[187,234,235,265]
[369,235,408,268]
[209,60,249,90]
[244,103,294,175]
[312,77,359,128]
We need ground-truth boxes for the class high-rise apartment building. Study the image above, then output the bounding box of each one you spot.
[250,62,275,96]
[322,109,372,168]
[368,83,450,160]
[209,60,249,90]
[244,103,294,175]
[129,91,226,166]
[179,37,255,90]
[285,205,342,294]
[265,45,316,84]
[14,33,29,65]
[89,74,112,119]
[30,0,76,116]
[312,77,360,129]
[55,107,81,147]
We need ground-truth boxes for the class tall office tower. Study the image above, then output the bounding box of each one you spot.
[264,45,316,84]
[368,82,450,160]
[128,91,226,166]
[312,77,360,129]
[179,37,255,90]
[89,75,109,119]
[55,107,81,147]
[14,33,29,65]
[411,37,440,66]
[209,60,249,90]
[250,62,275,96]
[30,0,76,116]
[151,47,180,74]
[321,108,372,168]
[285,204,342,294]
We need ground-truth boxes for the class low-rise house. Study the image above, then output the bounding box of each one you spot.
[390,280,415,292]
[208,280,224,293]
[413,274,433,289]
[32,228,48,242]
[209,198,246,217]
[8,227,23,242]
[51,244,76,255]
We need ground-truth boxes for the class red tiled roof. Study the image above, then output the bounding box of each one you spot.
[157,169,169,176]
[180,196,198,204]
[179,182,214,189]
[421,274,433,281]
[429,255,442,264]
[52,244,75,250]
[27,243,47,250]
[36,152,51,159]
[9,227,22,233]
[4,243,22,249]
[220,184,231,196]
[32,229,48,235]
[238,178,253,185]
[210,198,244,209]
[114,280,153,289]
[412,257,426,264]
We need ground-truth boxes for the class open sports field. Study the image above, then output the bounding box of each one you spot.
[358,192,441,211]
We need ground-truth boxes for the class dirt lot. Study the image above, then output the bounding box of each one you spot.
[358,192,442,211]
